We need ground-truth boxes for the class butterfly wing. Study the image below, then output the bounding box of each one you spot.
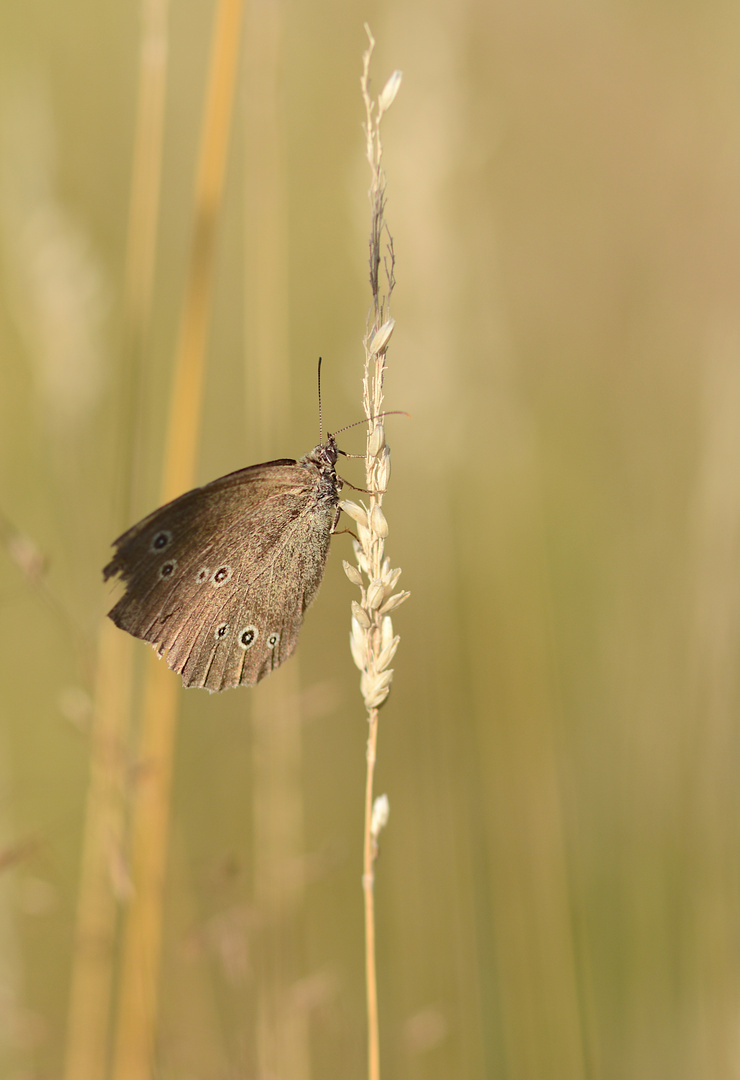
[104,458,338,690]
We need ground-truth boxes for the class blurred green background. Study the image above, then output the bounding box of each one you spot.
[2,1,740,1078]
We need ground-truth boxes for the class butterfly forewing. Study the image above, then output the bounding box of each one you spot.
[103,444,341,690]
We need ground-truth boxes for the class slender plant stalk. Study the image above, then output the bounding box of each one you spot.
[62,624,133,1080]
[362,709,380,1080]
[118,0,171,522]
[111,1,243,1076]
[64,5,168,1077]
[343,29,406,1080]
[241,7,312,1076]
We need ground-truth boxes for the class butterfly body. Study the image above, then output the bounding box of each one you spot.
[103,437,342,691]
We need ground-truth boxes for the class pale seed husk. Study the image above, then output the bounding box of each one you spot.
[369,318,395,356]
[370,504,389,538]
[366,580,385,610]
[378,71,402,114]
[341,500,369,528]
[379,590,410,615]
[351,600,372,629]
[371,793,390,838]
[368,424,385,457]
[376,635,400,671]
[343,560,364,586]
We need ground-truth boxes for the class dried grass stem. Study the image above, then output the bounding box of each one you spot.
[349,27,406,1080]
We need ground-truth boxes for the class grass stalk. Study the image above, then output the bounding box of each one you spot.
[63,4,168,1076]
[241,7,311,1075]
[344,28,406,1080]
[362,708,380,1080]
[110,1,243,1076]
[62,625,133,1080]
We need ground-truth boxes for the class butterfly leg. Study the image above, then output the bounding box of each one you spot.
[336,475,386,496]
[330,505,359,542]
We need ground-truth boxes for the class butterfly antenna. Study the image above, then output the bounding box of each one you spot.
[331,410,410,439]
[317,357,324,444]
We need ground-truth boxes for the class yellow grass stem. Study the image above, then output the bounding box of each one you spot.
[63,624,133,1080]
[240,6,312,1077]
[111,1,243,1076]
[64,4,169,1077]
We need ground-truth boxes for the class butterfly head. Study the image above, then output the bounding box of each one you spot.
[302,433,339,473]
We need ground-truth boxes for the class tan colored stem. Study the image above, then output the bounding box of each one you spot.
[363,708,381,1080]
[111,0,243,1075]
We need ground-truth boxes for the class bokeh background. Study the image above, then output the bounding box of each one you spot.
[2,1,740,1078]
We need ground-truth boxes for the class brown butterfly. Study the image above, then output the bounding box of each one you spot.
[103,437,342,691]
